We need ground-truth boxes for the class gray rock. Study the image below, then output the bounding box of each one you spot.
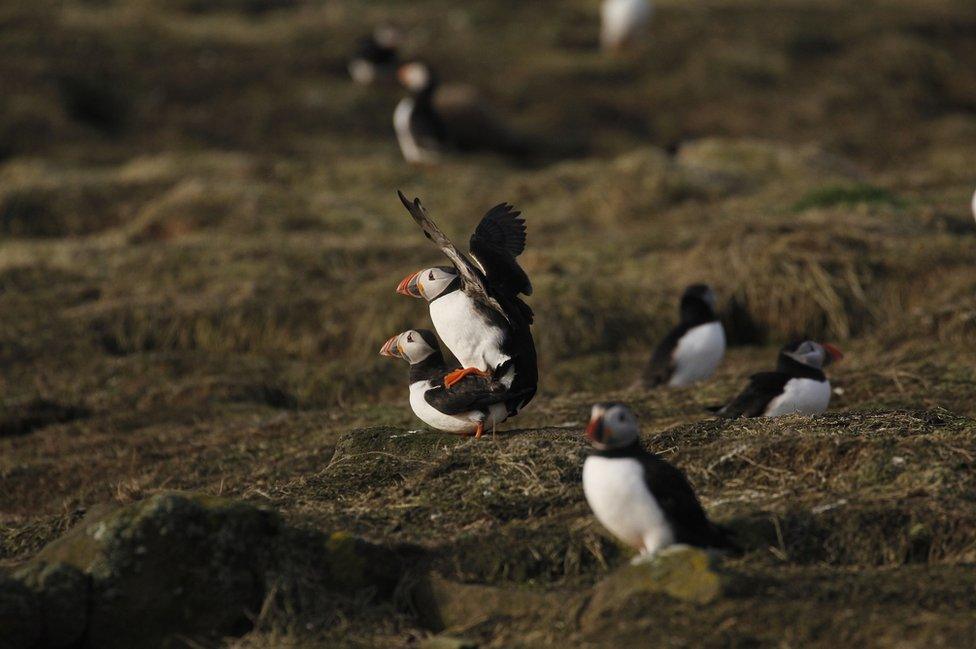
[14,561,89,649]
[582,545,728,631]
[33,492,281,649]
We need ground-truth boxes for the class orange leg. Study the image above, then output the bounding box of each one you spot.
[443,367,491,388]
[474,422,485,439]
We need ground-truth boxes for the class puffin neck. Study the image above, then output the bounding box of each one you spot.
[590,439,644,459]
[427,275,463,303]
[409,352,448,383]
[776,353,827,380]
[679,297,716,326]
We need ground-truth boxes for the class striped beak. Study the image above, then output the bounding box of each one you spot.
[823,343,844,365]
[585,405,609,447]
[379,335,403,358]
[396,271,423,298]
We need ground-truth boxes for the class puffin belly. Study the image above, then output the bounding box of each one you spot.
[408,382,508,433]
[668,321,726,387]
[583,455,674,553]
[764,378,831,417]
[429,291,510,377]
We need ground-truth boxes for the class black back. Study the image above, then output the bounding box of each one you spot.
[642,285,718,387]
[354,34,397,66]
[711,344,827,418]
[592,443,738,551]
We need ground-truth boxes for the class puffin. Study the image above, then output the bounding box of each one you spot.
[640,284,725,388]
[393,61,533,165]
[348,25,401,86]
[380,329,524,437]
[709,340,843,418]
[394,192,537,415]
[601,0,654,52]
[582,402,738,557]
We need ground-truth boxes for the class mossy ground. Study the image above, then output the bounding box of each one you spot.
[2,0,976,646]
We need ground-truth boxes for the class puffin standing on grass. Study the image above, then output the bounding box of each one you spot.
[348,25,401,86]
[640,284,725,388]
[380,329,525,437]
[601,0,653,52]
[395,192,537,415]
[582,403,738,558]
[710,340,843,418]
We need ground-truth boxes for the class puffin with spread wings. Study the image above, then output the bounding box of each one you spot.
[394,191,537,416]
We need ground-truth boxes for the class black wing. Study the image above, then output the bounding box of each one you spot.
[640,452,738,551]
[469,203,533,298]
[424,375,514,415]
[397,191,509,323]
[641,323,691,388]
[712,372,790,419]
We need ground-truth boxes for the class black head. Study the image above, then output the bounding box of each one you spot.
[680,283,718,322]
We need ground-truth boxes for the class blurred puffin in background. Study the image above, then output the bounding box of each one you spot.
[601,0,653,52]
[640,284,725,389]
[709,340,843,418]
[393,61,534,165]
[348,25,401,86]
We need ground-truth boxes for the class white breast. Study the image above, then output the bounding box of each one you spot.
[583,455,674,556]
[601,0,653,51]
[408,381,508,434]
[429,291,513,385]
[763,378,832,417]
[394,98,438,165]
[668,321,726,387]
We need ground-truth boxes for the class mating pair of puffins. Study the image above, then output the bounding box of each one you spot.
[380,192,538,437]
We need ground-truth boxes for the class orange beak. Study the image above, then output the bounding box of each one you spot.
[823,343,844,363]
[396,271,422,298]
[379,335,402,358]
[585,416,604,444]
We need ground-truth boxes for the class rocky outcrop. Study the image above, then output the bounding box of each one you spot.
[1,492,402,649]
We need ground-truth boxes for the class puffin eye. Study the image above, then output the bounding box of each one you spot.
[428,271,435,281]
[406,333,413,342]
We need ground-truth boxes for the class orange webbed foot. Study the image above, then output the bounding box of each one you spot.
[443,367,491,388]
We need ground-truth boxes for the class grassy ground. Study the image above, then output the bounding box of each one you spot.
[1,0,976,646]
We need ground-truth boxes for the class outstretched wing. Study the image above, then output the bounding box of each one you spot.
[640,452,739,551]
[712,372,790,419]
[397,191,509,322]
[469,202,532,298]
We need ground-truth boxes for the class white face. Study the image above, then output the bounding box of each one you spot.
[398,62,431,92]
[586,403,640,450]
[379,329,436,364]
[398,267,458,302]
[784,341,842,369]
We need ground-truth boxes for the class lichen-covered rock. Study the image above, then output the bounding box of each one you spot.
[33,492,282,649]
[0,575,41,649]
[13,561,89,649]
[582,546,727,631]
